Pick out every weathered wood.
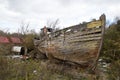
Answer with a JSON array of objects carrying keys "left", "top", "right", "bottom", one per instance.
[{"left": 34, "top": 14, "right": 106, "bottom": 70}]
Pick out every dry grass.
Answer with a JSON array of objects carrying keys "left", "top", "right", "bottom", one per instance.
[
  {"left": 1, "top": 55, "right": 98, "bottom": 80},
  {"left": 0, "top": 57, "right": 72, "bottom": 80}
]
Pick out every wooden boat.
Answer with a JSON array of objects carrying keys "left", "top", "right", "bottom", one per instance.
[{"left": 34, "top": 14, "right": 106, "bottom": 70}]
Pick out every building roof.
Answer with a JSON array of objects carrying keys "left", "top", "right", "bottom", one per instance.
[
  {"left": 10, "top": 37, "right": 22, "bottom": 44},
  {"left": 0, "top": 36, "right": 10, "bottom": 43},
  {"left": 0, "top": 36, "right": 23, "bottom": 44}
]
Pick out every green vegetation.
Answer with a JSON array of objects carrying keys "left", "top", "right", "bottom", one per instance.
[
  {"left": 23, "top": 33, "right": 36, "bottom": 52},
  {"left": 102, "top": 20, "right": 120, "bottom": 62},
  {"left": 0, "top": 58, "right": 77, "bottom": 80},
  {"left": 101, "top": 20, "right": 120, "bottom": 80}
]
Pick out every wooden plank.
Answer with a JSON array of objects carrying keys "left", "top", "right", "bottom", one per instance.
[
  {"left": 87, "top": 20, "right": 102, "bottom": 28},
  {"left": 68, "top": 34, "right": 101, "bottom": 40},
  {"left": 69, "top": 37, "right": 101, "bottom": 42}
]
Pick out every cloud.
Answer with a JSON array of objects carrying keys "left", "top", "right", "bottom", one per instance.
[{"left": 0, "top": 0, "right": 120, "bottom": 32}]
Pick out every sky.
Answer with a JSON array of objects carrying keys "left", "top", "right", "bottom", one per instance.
[{"left": 0, "top": 0, "right": 120, "bottom": 33}]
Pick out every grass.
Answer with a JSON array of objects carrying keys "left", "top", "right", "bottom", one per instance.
[
  {"left": 0, "top": 57, "right": 72, "bottom": 80},
  {"left": 1, "top": 48, "right": 119, "bottom": 80},
  {"left": 1, "top": 55, "right": 97, "bottom": 80}
]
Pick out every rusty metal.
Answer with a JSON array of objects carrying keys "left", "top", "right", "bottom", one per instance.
[{"left": 34, "top": 14, "right": 106, "bottom": 70}]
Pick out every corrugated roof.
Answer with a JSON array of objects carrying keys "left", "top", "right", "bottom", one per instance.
[
  {"left": 0, "top": 36, "right": 23, "bottom": 44},
  {"left": 10, "top": 37, "right": 22, "bottom": 44},
  {"left": 0, "top": 36, "right": 10, "bottom": 43}
]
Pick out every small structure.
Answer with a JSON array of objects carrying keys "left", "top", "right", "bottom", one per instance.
[
  {"left": 0, "top": 36, "right": 11, "bottom": 55},
  {"left": 0, "top": 36, "right": 25, "bottom": 55},
  {"left": 10, "top": 37, "right": 26, "bottom": 55}
]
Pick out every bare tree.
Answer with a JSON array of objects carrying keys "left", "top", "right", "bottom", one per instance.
[
  {"left": 19, "top": 21, "right": 30, "bottom": 36},
  {"left": 0, "top": 28, "right": 9, "bottom": 36},
  {"left": 46, "top": 19, "right": 60, "bottom": 31}
]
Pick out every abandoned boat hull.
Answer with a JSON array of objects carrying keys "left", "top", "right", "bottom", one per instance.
[{"left": 35, "top": 14, "right": 106, "bottom": 69}]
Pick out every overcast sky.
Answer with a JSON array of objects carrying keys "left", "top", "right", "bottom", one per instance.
[{"left": 0, "top": 0, "right": 120, "bottom": 33}]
